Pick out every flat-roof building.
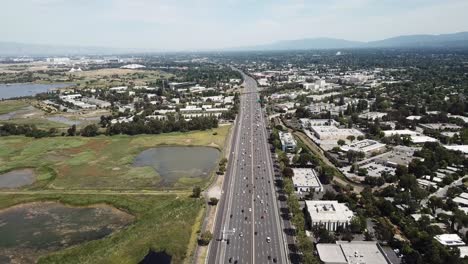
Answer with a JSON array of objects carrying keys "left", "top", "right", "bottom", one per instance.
[
  {"left": 358, "top": 112, "right": 387, "bottom": 120},
  {"left": 435, "top": 234, "right": 466, "bottom": 247},
  {"left": 311, "top": 126, "right": 364, "bottom": 141},
  {"left": 317, "top": 241, "right": 391, "bottom": 264},
  {"left": 300, "top": 118, "right": 339, "bottom": 129},
  {"left": 292, "top": 168, "right": 323, "bottom": 196},
  {"left": 279, "top": 131, "right": 297, "bottom": 152},
  {"left": 305, "top": 200, "right": 354, "bottom": 231},
  {"left": 341, "top": 139, "right": 386, "bottom": 155}
]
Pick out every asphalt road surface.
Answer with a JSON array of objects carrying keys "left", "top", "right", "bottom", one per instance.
[{"left": 208, "top": 71, "right": 288, "bottom": 264}]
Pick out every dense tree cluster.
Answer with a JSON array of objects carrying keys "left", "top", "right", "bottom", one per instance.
[{"left": 105, "top": 115, "right": 218, "bottom": 135}]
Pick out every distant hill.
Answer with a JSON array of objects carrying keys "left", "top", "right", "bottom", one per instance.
[
  {"left": 366, "top": 32, "right": 468, "bottom": 48},
  {"left": 232, "top": 32, "right": 468, "bottom": 51},
  {"left": 235, "top": 38, "right": 363, "bottom": 51},
  {"left": 2, "top": 31, "right": 468, "bottom": 56}
]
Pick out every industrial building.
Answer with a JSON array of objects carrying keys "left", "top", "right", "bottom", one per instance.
[{"left": 305, "top": 200, "right": 354, "bottom": 231}]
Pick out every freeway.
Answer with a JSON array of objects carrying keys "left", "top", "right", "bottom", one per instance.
[{"left": 208, "top": 71, "right": 288, "bottom": 264}]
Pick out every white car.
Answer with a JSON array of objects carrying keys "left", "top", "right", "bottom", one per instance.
[
  {"left": 248, "top": 208, "right": 252, "bottom": 212},
  {"left": 266, "top": 237, "right": 271, "bottom": 243}
]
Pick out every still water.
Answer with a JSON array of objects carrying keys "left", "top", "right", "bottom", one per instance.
[
  {"left": 0, "top": 202, "right": 133, "bottom": 263},
  {"left": 133, "top": 146, "right": 220, "bottom": 186},
  {"left": 0, "top": 83, "right": 74, "bottom": 99}
]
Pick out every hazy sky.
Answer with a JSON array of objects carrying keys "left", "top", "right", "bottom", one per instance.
[{"left": 2, "top": 0, "right": 468, "bottom": 51}]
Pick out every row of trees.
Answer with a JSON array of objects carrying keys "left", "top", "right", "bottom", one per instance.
[{"left": 105, "top": 116, "right": 218, "bottom": 135}]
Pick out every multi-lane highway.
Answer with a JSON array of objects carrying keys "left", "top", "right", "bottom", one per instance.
[{"left": 208, "top": 70, "right": 288, "bottom": 264}]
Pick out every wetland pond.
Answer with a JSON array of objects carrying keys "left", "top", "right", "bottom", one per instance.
[
  {"left": 0, "top": 83, "right": 74, "bottom": 99},
  {"left": 0, "top": 202, "right": 134, "bottom": 263},
  {"left": 133, "top": 146, "right": 220, "bottom": 186},
  {"left": 0, "top": 169, "right": 36, "bottom": 188}
]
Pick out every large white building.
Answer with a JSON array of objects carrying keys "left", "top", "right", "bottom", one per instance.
[
  {"left": 383, "top": 129, "right": 438, "bottom": 144},
  {"left": 292, "top": 168, "right": 323, "bottom": 196},
  {"left": 279, "top": 131, "right": 297, "bottom": 152},
  {"left": 341, "top": 139, "right": 386, "bottom": 155},
  {"left": 317, "top": 241, "right": 391, "bottom": 264},
  {"left": 434, "top": 234, "right": 466, "bottom": 247},
  {"left": 300, "top": 118, "right": 339, "bottom": 129},
  {"left": 311, "top": 126, "right": 364, "bottom": 141},
  {"left": 305, "top": 200, "right": 354, "bottom": 231}
]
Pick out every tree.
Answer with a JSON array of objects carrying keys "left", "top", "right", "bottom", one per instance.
[
  {"left": 350, "top": 217, "right": 364, "bottom": 233},
  {"left": 81, "top": 124, "right": 99, "bottom": 137},
  {"left": 198, "top": 231, "right": 213, "bottom": 246},
  {"left": 346, "top": 135, "right": 356, "bottom": 142},
  {"left": 297, "top": 152, "right": 316, "bottom": 166},
  {"left": 428, "top": 196, "right": 444, "bottom": 215},
  {"left": 67, "top": 124, "right": 77, "bottom": 136},
  {"left": 346, "top": 150, "right": 365, "bottom": 163},
  {"left": 337, "top": 139, "right": 346, "bottom": 146},
  {"left": 209, "top": 197, "right": 219, "bottom": 205},
  {"left": 192, "top": 186, "right": 202, "bottom": 198},
  {"left": 283, "top": 167, "right": 294, "bottom": 178}
]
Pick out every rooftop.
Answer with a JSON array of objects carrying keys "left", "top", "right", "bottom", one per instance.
[
  {"left": 305, "top": 200, "right": 354, "bottom": 223},
  {"left": 279, "top": 131, "right": 296, "bottom": 145},
  {"left": 434, "top": 234, "right": 466, "bottom": 246},
  {"left": 292, "top": 168, "right": 322, "bottom": 188},
  {"left": 317, "top": 241, "right": 390, "bottom": 264},
  {"left": 341, "top": 139, "right": 386, "bottom": 153}
]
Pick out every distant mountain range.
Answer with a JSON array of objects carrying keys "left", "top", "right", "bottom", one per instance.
[
  {"left": 1, "top": 32, "right": 468, "bottom": 56},
  {"left": 232, "top": 32, "right": 468, "bottom": 51}
]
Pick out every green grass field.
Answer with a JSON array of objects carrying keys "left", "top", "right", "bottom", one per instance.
[
  {"left": 0, "top": 193, "right": 203, "bottom": 264},
  {"left": 0, "top": 117, "right": 69, "bottom": 129},
  {"left": 0, "top": 125, "right": 230, "bottom": 190},
  {"left": 0, "top": 100, "right": 29, "bottom": 115}
]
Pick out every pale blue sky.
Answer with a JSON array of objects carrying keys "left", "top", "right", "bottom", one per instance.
[{"left": 2, "top": 0, "right": 468, "bottom": 51}]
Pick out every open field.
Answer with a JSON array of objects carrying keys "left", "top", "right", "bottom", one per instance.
[
  {"left": 0, "top": 62, "right": 172, "bottom": 86},
  {"left": 0, "top": 116, "right": 69, "bottom": 129},
  {"left": 0, "top": 100, "right": 111, "bottom": 130},
  {"left": 0, "top": 125, "right": 230, "bottom": 190},
  {"left": 0, "top": 193, "right": 203, "bottom": 264},
  {"left": 0, "top": 100, "right": 29, "bottom": 115},
  {"left": 70, "top": 69, "right": 174, "bottom": 88}
]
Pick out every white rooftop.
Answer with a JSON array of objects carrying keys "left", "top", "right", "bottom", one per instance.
[
  {"left": 444, "top": 145, "right": 468, "bottom": 154},
  {"left": 317, "top": 241, "right": 390, "bottom": 264},
  {"left": 435, "top": 234, "right": 466, "bottom": 246},
  {"left": 292, "top": 168, "right": 322, "bottom": 189},
  {"left": 383, "top": 129, "right": 419, "bottom": 136},
  {"left": 341, "top": 139, "right": 385, "bottom": 153},
  {"left": 305, "top": 200, "right": 354, "bottom": 223}
]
